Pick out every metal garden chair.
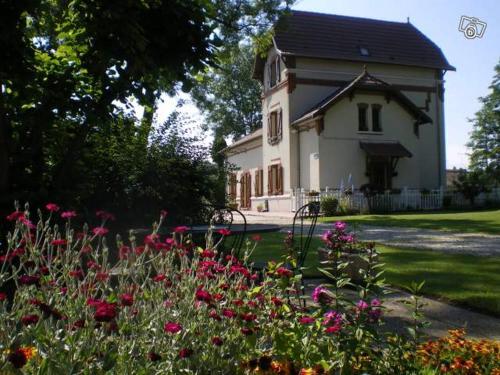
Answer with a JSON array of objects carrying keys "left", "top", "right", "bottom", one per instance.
[{"left": 209, "top": 206, "right": 247, "bottom": 259}]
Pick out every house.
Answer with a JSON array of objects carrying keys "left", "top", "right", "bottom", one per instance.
[{"left": 224, "top": 10, "right": 454, "bottom": 212}]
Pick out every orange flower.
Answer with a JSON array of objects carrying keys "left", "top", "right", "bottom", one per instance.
[{"left": 19, "top": 346, "right": 36, "bottom": 361}]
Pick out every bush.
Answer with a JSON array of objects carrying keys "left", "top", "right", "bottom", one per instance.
[
  {"left": 442, "top": 194, "right": 453, "bottom": 208},
  {"left": 320, "top": 196, "right": 339, "bottom": 216}
]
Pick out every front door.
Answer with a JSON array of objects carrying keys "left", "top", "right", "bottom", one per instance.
[
  {"left": 240, "top": 172, "right": 252, "bottom": 209},
  {"left": 368, "top": 158, "right": 392, "bottom": 190}
]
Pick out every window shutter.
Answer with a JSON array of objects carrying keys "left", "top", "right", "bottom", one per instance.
[
  {"left": 260, "top": 169, "right": 264, "bottom": 196},
  {"left": 267, "top": 113, "right": 271, "bottom": 140},
  {"left": 267, "top": 166, "right": 272, "bottom": 195},
  {"left": 277, "top": 165, "right": 283, "bottom": 195},
  {"left": 276, "top": 58, "right": 281, "bottom": 83},
  {"left": 278, "top": 109, "right": 283, "bottom": 141},
  {"left": 254, "top": 170, "right": 259, "bottom": 196}
]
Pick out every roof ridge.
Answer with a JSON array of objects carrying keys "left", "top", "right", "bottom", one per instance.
[{"left": 289, "top": 9, "right": 410, "bottom": 26}]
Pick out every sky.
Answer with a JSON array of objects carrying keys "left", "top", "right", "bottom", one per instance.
[{"left": 156, "top": 0, "right": 500, "bottom": 169}]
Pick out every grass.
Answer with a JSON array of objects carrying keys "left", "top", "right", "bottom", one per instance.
[
  {"left": 248, "top": 232, "right": 500, "bottom": 316},
  {"left": 319, "top": 209, "right": 500, "bottom": 235}
]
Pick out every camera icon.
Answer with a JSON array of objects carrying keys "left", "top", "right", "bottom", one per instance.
[{"left": 459, "top": 16, "right": 487, "bottom": 39}]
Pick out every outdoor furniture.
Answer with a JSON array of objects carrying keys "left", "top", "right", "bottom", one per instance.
[
  {"left": 292, "top": 201, "right": 321, "bottom": 273},
  {"left": 207, "top": 206, "right": 247, "bottom": 259}
]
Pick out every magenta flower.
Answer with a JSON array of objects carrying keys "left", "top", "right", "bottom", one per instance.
[
  {"left": 120, "top": 293, "right": 134, "bottom": 306},
  {"left": 6, "top": 211, "right": 25, "bottom": 221},
  {"left": 299, "top": 316, "right": 315, "bottom": 325},
  {"left": 164, "top": 321, "right": 182, "bottom": 334},
  {"left": 312, "top": 285, "right": 333, "bottom": 304},
  {"left": 92, "top": 227, "right": 109, "bottom": 236},
  {"left": 21, "top": 314, "right": 39, "bottom": 326},
  {"left": 334, "top": 221, "right": 347, "bottom": 231},
  {"left": 217, "top": 228, "right": 231, "bottom": 236},
  {"left": 45, "top": 203, "right": 60, "bottom": 212},
  {"left": 93, "top": 301, "right": 117, "bottom": 322},
  {"left": 61, "top": 211, "right": 77, "bottom": 219},
  {"left": 211, "top": 336, "right": 223, "bottom": 346},
  {"left": 195, "top": 288, "right": 212, "bottom": 303},
  {"left": 356, "top": 300, "right": 369, "bottom": 311},
  {"left": 95, "top": 210, "right": 115, "bottom": 221},
  {"left": 174, "top": 226, "right": 189, "bottom": 234},
  {"left": 160, "top": 210, "right": 168, "bottom": 218}
]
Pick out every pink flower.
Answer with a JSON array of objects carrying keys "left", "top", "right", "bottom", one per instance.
[
  {"left": 119, "top": 246, "right": 131, "bottom": 259},
  {"left": 174, "top": 226, "right": 189, "bottom": 234},
  {"left": 92, "top": 227, "right": 109, "bottom": 236},
  {"left": 6, "top": 211, "right": 25, "bottom": 221},
  {"left": 334, "top": 221, "right": 347, "bottom": 231},
  {"left": 95, "top": 272, "right": 109, "bottom": 281},
  {"left": 61, "top": 211, "right": 77, "bottom": 219},
  {"left": 200, "top": 249, "right": 215, "bottom": 258},
  {"left": 152, "top": 274, "right": 166, "bottom": 282},
  {"left": 195, "top": 288, "right": 212, "bottom": 303},
  {"left": 95, "top": 210, "right": 115, "bottom": 221},
  {"left": 209, "top": 309, "right": 221, "bottom": 321},
  {"left": 69, "top": 269, "right": 84, "bottom": 279},
  {"left": 21, "top": 314, "right": 39, "bottom": 326},
  {"left": 18, "top": 275, "right": 39, "bottom": 286},
  {"left": 160, "top": 210, "right": 168, "bottom": 218},
  {"left": 325, "top": 325, "right": 341, "bottom": 334},
  {"left": 217, "top": 228, "right": 231, "bottom": 236},
  {"left": 211, "top": 336, "right": 223, "bottom": 346},
  {"left": 356, "top": 300, "right": 369, "bottom": 311},
  {"left": 120, "top": 293, "right": 134, "bottom": 306},
  {"left": 164, "top": 321, "right": 182, "bottom": 334},
  {"left": 299, "top": 316, "right": 315, "bottom": 325},
  {"left": 321, "top": 230, "right": 332, "bottom": 243},
  {"left": 51, "top": 239, "right": 67, "bottom": 246},
  {"left": 312, "top": 286, "right": 333, "bottom": 305},
  {"left": 45, "top": 203, "right": 60, "bottom": 212}
]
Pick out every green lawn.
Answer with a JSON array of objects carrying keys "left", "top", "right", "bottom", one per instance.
[
  {"left": 248, "top": 232, "right": 500, "bottom": 316},
  {"left": 319, "top": 209, "right": 500, "bottom": 235}
]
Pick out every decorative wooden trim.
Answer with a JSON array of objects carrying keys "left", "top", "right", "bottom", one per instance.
[
  {"left": 315, "top": 117, "right": 324, "bottom": 135},
  {"left": 294, "top": 77, "right": 436, "bottom": 93},
  {"left": 261, "top": 79, "right": 288, "bottom": 99},
  {"left": 287, "top": 72, "right": 296, "bottom": 94}
]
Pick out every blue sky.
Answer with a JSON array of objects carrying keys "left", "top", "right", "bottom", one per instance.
[{"left": 156, "top": 0, "right": 500, "bottom": 169}]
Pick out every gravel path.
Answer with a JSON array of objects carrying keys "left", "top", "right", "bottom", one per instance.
[{"left": 317, "top": 224, "right": 500, "bottom": 256}]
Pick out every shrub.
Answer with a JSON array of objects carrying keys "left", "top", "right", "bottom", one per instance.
[
  {"left": 320, "top": 196, "right": 339, "bottom": 216},
  {"left": 442, "top": 194, "right": 453, "bottom": 208}
]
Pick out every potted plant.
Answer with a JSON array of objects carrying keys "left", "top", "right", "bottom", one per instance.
[{"left": 256, "top": 204, "right": 264, "bottom": 212}]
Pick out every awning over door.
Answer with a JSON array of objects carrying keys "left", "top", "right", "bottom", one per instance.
[{"left": 360, "top": 141, "right": 412, "bottom": 158}]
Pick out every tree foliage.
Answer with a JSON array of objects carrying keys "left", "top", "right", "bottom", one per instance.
[
  {"left": 467, "top": 60, "right": 500, "bottom": 184},
  {"left": 453, "top": 169, "right": 488, "bottom": 205},
  {"left": 0, "top": 0, "right": 292, "bottom": 223}
]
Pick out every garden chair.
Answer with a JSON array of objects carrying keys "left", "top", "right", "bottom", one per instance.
[
  {"left": 291, "top": 201, "right": 321, "bottom": 274},
  {"left": 209, "top": 206, "right": 247, "bottom": 259}
]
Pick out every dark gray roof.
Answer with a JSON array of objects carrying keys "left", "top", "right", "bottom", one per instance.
[
  {"left": 360, "top": 141, "right": 413, "bottom": 158},
  {"left": 274, "top": 10, "right": 454, "bottom": 71}
]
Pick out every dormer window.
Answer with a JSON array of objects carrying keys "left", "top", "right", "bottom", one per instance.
[
  {"left": 268, "top": 57, "right": 281, "bottom": 88},
  {"left": 359, "top": 46, "right": 370, "bottom": 56}
]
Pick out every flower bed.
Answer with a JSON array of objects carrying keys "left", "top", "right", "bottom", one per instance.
[{"left": 0, "top": 203, "right": 498, "bottom": 374}]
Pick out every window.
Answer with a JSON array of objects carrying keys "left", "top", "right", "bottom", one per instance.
[
  {"left": 358, "top": 103, "right": 368, "bottom": 131},
  {"left": 359, "top": 46, "right": 370, "bottom": 56},
  {"left": 255, "top": 169, "right": 264, "bottom": 197},
  {"left": 372, "top": 104, "right": 382, "bottom": 132},
  {"left": 228, "top": 173, "right": 237, "bottom": 200},
  {"left": 267, "top": 164, "right": 283, "bottom": 195},
  {"left": 268, "top": 57, "right": 281, "bottom": 88},
  {"left": 267, "top": 109, "right": 282, "bottom": 145}
]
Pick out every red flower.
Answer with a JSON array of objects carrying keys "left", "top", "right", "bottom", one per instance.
[
  {"left": 0, "top": 292, "right": 7, "bottom": 301},
  {"left": 51, "top": 239, "right": 67, "bottom": 246},
  {"left": 251, "top": 234, "right": 262, "bottom": 242},
  {"left": 241, "top": 327, "right": 253, "bottom": 336},
  {"left": 148, "top": 351, "right": 162, "bottom": 361},
  {"left": 240, "top": 312, "right": 257, "bottom": 322},
  {"left": 144, "top": 234, "right": 159, "bottom": 245},
  {"left": 95, "top": 272, "right": 109, "bottom": 282},
  {"left": 120, "top": 293, "right": 134, "bottom": 306},
  {"left": 271, "top": 297, "right": 283, "bottom": 306},
  {"left": 174, "top": 226, "right": 189, "bottom": 234},
  {"left": 222, "top": 308, "right": 237, "bottom": 319},
  {"left": 209, "top": 309, "right": 221, "bottom": 321},
  {"left": 7, "top": 348, "right": 28, "bottom": 369},
  {"left": 69, "top": 269, "right": 84, "bottom": 279},
  {"left": 92, "top": 227, "right": 109, "bottom": 236},
  {"left": 299, "top": 316, "right": 315, "bottom": 325},
  {"left": 93, "top": 301, "right": 117, "bottom": 322},
  {"left": 164, "top": 321, "right": 182, "bottom": 334},
  {"left": 21, "top": 314, "right": 39, "bottom": 326},
  {"left": 119, "top": 246, "right": 131, "bottom": 259},
  {"left": 61, "top": 211, "right": 77, "bottom": 219},
  {"left": 217, "top": 228, "right": 231, "bottom": 236},
  {"left": 160, "top": 210, "right": 168, "bottom": 218},
  {"left": 45, "top": 203, "right": 60, "bottom": 212},
  {"left": 6, "top": 211, "right": 25, "bottom": 221},
  {"left": 200, "top": 249, "right": 216, "bottom": 258},
  {"left": 325, "top": 325, "right": 341, "bottom": 334},
  {"left": 18, "top": 275, "right": 39, "bottom": 286},
  {"left": 195, "top": 288, "right": 212, "bottom": 303},
  {"left": 178, "top": 348, "right": 193, "bottom": 358},
  {"left": 153, "top": 274, "right": 166, "bottom": 282},
  {"left": 276, "top": 267, "right": 293, "bottom": 278},
  {"left": 211, "top": 336, "right": 223, "bottom": 346}
]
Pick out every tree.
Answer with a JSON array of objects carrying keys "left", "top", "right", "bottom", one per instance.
[
  {"left": 191, "top": 43, "right": 263, "bottom": 138},
  {"left": 467, "top": 60, "right": 500, "bottom": 184},
  {"left": 453, "top": 169, "right": 488, "bottom": 206},
  {"left": 0, "top": 0, "right": 293, "bottom": 215}
]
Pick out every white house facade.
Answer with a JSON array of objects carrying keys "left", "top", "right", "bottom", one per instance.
[{"left": 224, "top": 10, "right": 454, "bottom": 212}]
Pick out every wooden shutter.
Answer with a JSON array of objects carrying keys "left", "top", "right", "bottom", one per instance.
[
  {"left": 259, "top": 169, "right": 263, "bottom": 196},
  {"left": 267, "top": 166, "right": 272, "bottom": 195},
  {"left": 276, "top": 58, "right": 281, "bottom": 83},
  {"left": 277, "top": 109, "right": 283, "bottom": 141},
  {"left": 277, "top": 165, "right": 283, "bottom": 195}
]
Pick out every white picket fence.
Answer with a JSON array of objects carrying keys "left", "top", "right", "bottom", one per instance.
[{"left": 291, "top": 187, "right": 500, "bottom": 213}]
